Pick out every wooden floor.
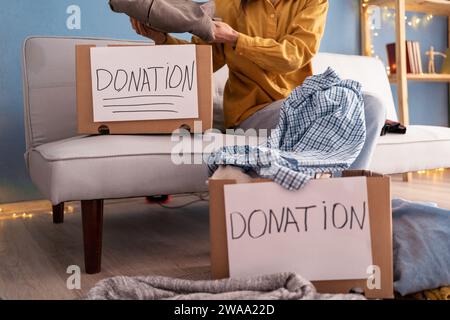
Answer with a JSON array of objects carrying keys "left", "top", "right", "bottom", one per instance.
[
  {"left": 0, "top": 170, "right": 449, "bottom": 300},
  {"left": 390, "top": 170, "right": 450, "bottom": 209}
]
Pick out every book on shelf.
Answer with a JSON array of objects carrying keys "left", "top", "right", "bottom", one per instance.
[
  {"left": 407, "top": 41, "right": 416, "bottom": 73},
  {"left": 415, "top": 42, "right": 423, "bottom": 74},
  {"left": 386, "top": 41, "right": 423, "bottom": 74}
]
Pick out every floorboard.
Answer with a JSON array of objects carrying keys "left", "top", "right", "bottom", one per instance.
[{"left": 0, "top": 171, "right": 448, "bottom": 299}]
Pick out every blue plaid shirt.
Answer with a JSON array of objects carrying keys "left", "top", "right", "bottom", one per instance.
[{"left": 208, "top": 68, "right": 366, "bottom": 190}]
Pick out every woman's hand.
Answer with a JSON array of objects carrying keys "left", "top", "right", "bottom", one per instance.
[
  {"left": 130, "top": 18, "right": 166, "bottom": 44},
  {"left": 213, "top": 21, "right": 239, "bottom": 45}
]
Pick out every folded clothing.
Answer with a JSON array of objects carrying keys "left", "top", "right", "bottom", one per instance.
[
  {"left": 208, "top": 68, "right": 366, "bottom": 190},
  {"left": 109, "top": 0, "right": 216, "bottom": 42},
  {"left": 393, "top": 199, "right": 450, "bottom": 296}
]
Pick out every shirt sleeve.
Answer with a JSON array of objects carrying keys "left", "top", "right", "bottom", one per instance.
[
  {"left": 165, "top": 34, "right": 226, "bottom": 73},
  {"left": 234, "top": 0, "right": 328, "bottom": 74}
]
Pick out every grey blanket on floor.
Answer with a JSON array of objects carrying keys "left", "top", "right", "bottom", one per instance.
[
  {"left": 393, "top": 199, "right": 450, "bottom": 295},
  {"left": 86, "top": 273, "right": 365, "bottom": 300}
]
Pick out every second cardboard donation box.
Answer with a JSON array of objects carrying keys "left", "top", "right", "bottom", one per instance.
[{"left": 209, "top": 171, "right": 394, "bottom": 299}]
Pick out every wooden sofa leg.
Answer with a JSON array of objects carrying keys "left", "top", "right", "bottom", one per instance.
[
  {"left": 81, "top": 200, "right": 104, "bottom": 274},
  {"left": 52, "top": 203, "right": 64, "bottom": 224},
  {"left": 402, "top": 172, "right": 412, "bottom": 182}
]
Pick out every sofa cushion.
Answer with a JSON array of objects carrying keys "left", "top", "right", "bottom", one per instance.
[
  {"left": 29, "top": 125, "right": 450, "bottom": 204},
  {"left": 370, "top": 125, "right": 450, "bottom": 174},
  {"left": 28, "top": 133, "right": 261, "bottom": 204}
]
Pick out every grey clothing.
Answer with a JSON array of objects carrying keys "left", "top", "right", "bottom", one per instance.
[
  {"left": 86, "top": 272, "right": 365, "bottom": 300},
  {"left": 109, "top": 0, "right": 216, "bottom": 42},
  {"left": 237, "top": 92, "right": 386, "bottom": 170},
  {"left": 393, "top": 199, "right": 450, "bottom": 296}
]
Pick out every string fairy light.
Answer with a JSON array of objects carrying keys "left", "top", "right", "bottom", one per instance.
[
  {"left": 0, "top": 203, "right": 78, "bottom": 221},
  {"left": 363, "top": 2, "right": 434, "bottom": 58}
]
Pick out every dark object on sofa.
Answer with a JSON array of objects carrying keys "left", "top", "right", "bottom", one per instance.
[
  {"left": 109, "top": 0, "right": 216, "bottom": 42},
  {"left": 380, "top": 119, "right": 407, "bottom": 136}
]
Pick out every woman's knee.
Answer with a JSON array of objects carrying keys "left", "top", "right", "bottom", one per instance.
[{"left": 363, "top": 92, "right": 386, "bottom": 128}]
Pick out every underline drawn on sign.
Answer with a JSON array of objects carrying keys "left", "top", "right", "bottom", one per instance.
[
  {"left": 103, "top": 103, "right": 176, "bottom": 108},
  {"left": 112, "top": 110, "right": 179, "bottom": 114},
  {"left": 90, "top": 45, "right": 199, "bottom": 122},
  {"left": 103, "top": 94, "right": 184, "bottom": 101}
]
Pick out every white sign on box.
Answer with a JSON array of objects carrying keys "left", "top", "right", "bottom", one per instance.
[
  {"left": 224, "top": 177, "right": 373, "bottom": 281},
  {"left": 90, "top": 45, "right": 199, "bottom": 122}
]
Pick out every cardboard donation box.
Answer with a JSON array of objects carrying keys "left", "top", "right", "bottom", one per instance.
[
  {"left": 209, "top": 171, "right": 394, "bottom": 299},
  {"left": 76, "top": 44, "right": 213, "bottom": 134}
]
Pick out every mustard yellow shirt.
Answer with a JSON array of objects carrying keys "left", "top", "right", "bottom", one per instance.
[{"left": 165, "top": 0, "right": 328, "bottom": 128}]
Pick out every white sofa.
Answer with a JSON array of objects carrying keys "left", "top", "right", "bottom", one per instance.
[{"left": 22, "top": 37, "right": 450, "bottom": 273}]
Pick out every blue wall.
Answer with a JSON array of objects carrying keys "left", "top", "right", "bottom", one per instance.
[
  {"left": 0, "top": 0, "right": 448, "bottom": 203},
  {"left": 322, "top": 0, "right": 362, "bottom": 54}
]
